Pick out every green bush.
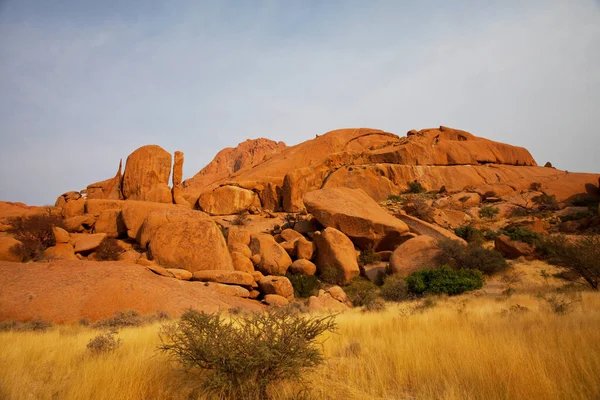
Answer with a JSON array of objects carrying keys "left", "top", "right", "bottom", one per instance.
[
  {"left": 387, "top": 194, "right": 402, "bottom": 202},
  {"left": 559, "top": 211, "right": 593, "bottom": 223},
  {"left": 406, "top": 266, "right": 484, "bottom": 296},
  {"left": 319, "top": 264, "right": 345, "bottom": 286},
  {"left": 500, "top": 226, "right": 541, "bottom": 245},
  {"left": 358, "top": 248, "right": 381, "bottom": 266},
  {"left": 380, "top": 275, "right": 410, "bottom": 302},
  {"left": 437, "top": 239, "right": 508, "bottom": 275},
  {"left": 454, "top": 226, "right": 484, "bottom": 244},
  {"left": 478, "top": 206, "right": 499, "bottom": 219},
  {"left": 158, "top": 309, "right": 336, "bottom": 399},
  {"left": 538, "top": 234, "right": 600, "bottom": 290},
  {"left": 286, "top": 273, "right": 320, "bottom": 298},
  {"left": 343, "top": 277, "right": 379, "bottom": 307},
  {"left": 405, "top": 180, "right": 426, "bottom": 194},
  {"left": 531, "top": 194, "right": 559, "bottom": 211}
]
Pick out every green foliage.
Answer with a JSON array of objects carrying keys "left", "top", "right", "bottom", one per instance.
[
  {"left": 437, "top": 239, "right": 508, "bottom": 275},
  {"left": 405, "top": 180, "right": 426, "bottom": 194},
  {"left": 454, "top": 226, "right": 484, "bottom": 244},
  {"left": 538, "top": 234, "right": 600, "bottom": 290},
  {"left": 478, "top": 206, "right": 500, "bottom": 219},
  {"left": 531, "top": 194, "right": 559, "bottom": 211},
  {"left": 406, "top": 266, "right": 484, "bottom": 296},
  {"left": 500, "top": 226, "right": 541, "bottom": 245},
  {"left": 96, "top": 237, "right": 125, "bottom": 261},
  {"left": 286, "top": 273, "right": 320, "bottom": 298},
  {"left": 358, "top": 248, "right": 381, "bottom": 266},
  {"left": 319, "top": 264, "right": 344, "bottom": 286},
  {"left": 387, "top": 194, "right": 403, "bottom": 202},
  {"left": 380, "top": 275, "right": 410, "bottom": 302},
  {"left": 343, "top": 277, "right": 379, "bottom": 307},
  {"left": 559, "top": 211, "right": 594, "bottom": 223},
  {"left": 482, "top": 229, "right": 500, "bottom": 241},
  {"left": 529, "top": 182, "right": 542, "bottom": 191},
  {"left": 570, "top": 194, "right": 600, "bottom": 209},
  {"left": 158, "top": 308, "right": 336, "bottom": 399},
  {"left": 8, "top": 214, "right": 65, "bottom": 261}
]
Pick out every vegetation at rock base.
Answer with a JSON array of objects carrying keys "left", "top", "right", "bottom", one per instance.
[
  {"left": 95, "top": 237, "right": 125, "bottom": 261},
  {"left": 380, "top": 274, "right": 410, "bottom": 302},
  {"left": 500, "top": 226, "right": 541, "bottom": 245},
  {"left": 531, "top": 193, "right": 559, "bottom": 211},
  {"left": 478, "top": 205, "right": 499, "bottom": 219},
  {"left": 8, "top": 214, "right": 65, "bottom": 261},
  {"left": 158, "top": 308, "right": 336, "bottom": 399},
  {"left": 406, "top": 266, "right": 484, "bottom": 296},
  {"left": 358, "top": 248, "right": 380, "bottom": 266},
  {"left": 405, "top": 180, "right": 426, "bottom": 194},
  {"left": 286, "top": 273, "right": 321, "bottom": 298},
  {"left": 436, "top": 239, "right": 508, "bottom": 276},
  {"left": 343, "top": 277, "right": 379, "bottom": 308}
]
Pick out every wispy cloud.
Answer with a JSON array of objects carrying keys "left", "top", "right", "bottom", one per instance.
[{"left": 0, "top": 0, "right": 598, "bottom": 204}]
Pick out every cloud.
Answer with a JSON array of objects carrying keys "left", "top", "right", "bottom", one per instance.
[{"left": 0, "top": 0, "right": 598, "bottom": 204}]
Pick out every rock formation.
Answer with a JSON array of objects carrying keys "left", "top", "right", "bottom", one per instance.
[{"left": 122, "top": 145, "right": 172, "bottom": 203}]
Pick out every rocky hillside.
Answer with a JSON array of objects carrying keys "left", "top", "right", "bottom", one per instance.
[{"left": 1, "top": 125, "right": 599, "bottom": 322}]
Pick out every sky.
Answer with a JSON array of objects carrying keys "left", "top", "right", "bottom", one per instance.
[{"left": 0, "top": 0, "right": 599, "bottom": 205}]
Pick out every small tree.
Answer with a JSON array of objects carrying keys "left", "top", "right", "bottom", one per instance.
[
  {"left": 478, "top": 206, "right": 499, "bottom": 220},
  {"left": 158, "top": 309, "right": 336, "bottom": 399},
  {"left": 405, "top": 180, "right": 426, "bottom": 194},
  {"left": 406, "top": 266, "right": 484, "bottom": 296},
  {"left": 8, "top": 214, "right": 65, "bottom": 261},
  {"left": 531, "top": 194, "right": 559, "bottom": 211},
  {"left": 538, "top": 234, "right": 600, "bottom": 290},
  {"left": 96, "top": 237, "right": 125, "bottom": 261}
]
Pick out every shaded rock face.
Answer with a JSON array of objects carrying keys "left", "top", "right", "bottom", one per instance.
[
  {"left": 304, "top": 187, "right": 409, "bottom": 250},
  {"left": 122, "top": 145, "right": 172, "bottom": 203},
  {"left": 86, "top": 160, "right": 123, "bottom": 200},
  {"left": 313, "top": 227, "right": 360, "bottom": 285},
  {"left": 172, "top": 151, "right": 184, "bottom": 187}
]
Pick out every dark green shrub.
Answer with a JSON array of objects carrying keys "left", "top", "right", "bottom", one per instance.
[
  {"left": 406, "top": 266, "right": 484, "bottom": 296},
  {"left": 358, "top": 248, "right": 381, "bottom": 266},
  {"left": 405, "top": 180, "right": 426, "bottom": 194},
  {"left": 570, "top": 194, "right": 600, "bottom": 208},
  {"left": 363, "top": 298, "right": 386, "bottom": 312},
  {"left": 478, "top": 206, "right": 499, "bottom": 219},
  {"left": 343, "top": 277, "right": 378, "bottom": 307},
  {"left": 8, "top": 214, "right": 65, "bottom": 261},
  {"left": 454, "top": 226, "right": 484, "bottom": 244},
  {"left": 530, "top": 182, "right": 542, "bottom": 191},
  {"left": 158, "top": 308, "right": 336, "bottom": 399},
  {"left": 387, "top": 194, "right": 402, "bottom": 202},
  {"left": 437, "top": 239, "right": 507, "bottom": 275},
  {"left": 380, "top": 275, "right": 409, "bottom": 302},
  {"left": 532, "top": 194, "right": 559, "bottom": 211},
  {"left": 559, "top": 211, "right": 593, "bottom": 223},
  {"left": 286, "top": 273, "right": 320, "bottom": 298},
  {"left": 319, "top": 264, "right": 344, "bottom": 286},
  {"left": 538, "top": 234, "right": 600, "bottom": 290},
  {"left": 96, "top": 237, "right": 125, "bottom": 261},
  {"left": 500, "top": 226, "right": 541, "bottom": 245},
  {"left": 482, "top": 229, "right": 500, "bottom": 241}
]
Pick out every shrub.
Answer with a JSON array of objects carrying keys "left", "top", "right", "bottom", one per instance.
[
  {"left": 96, "top": 237, "right": 125, "bottom": 261},
  {"left": 158, "top": 308, "right": 336, "bottom": 399},
  {"left": 343, "top": 277, "right": 379, "bottom": 307},
  {"left": 404, "top": 197, "right": 435, "bottom": 222},
  {"left": 537, "top": 292, "right": 580, "bottom": 314},
  {"left": 406, "top": 266, "right": 484, "bottom": 296},
  {"left": 570, "top": 194, "right": 600, "bottom": 208},
  {"left": 531, "top": 194, "right": 559, "bottom": 211},
  {"left": 87, "top": 329, "right": 122, "bottom": 354},
  {"left": 286, "top": 273, "right": 320, "bottom": 298},
  {"left": 538, "top": 234, "right": 600, "bottom": 290},
  {"left": 358, "top": 248, "right": 381, "bottom": 266},
  {"left": 559, "top": 211, "right": 593, "bottom": 223},
  {"left": 92, "top": 310, "right": 143, "bottom": 329},
  {"left": 478, "top": 206, "right": 499, "bottom": 219},
  {"left": 0, "top": 319, "right": 52, "bottom": 332},
  {"left": 482, "top": 229, "right": 500, "bottom": 241},
  {"left": 405, "top": 180, "right": 426, "bottom": 194},
  {"left": 380, "top": 275, "right": 410, "bottom": 302},
  {"left": 319, "top": 264, "right": 344, "bottom": 286},
  {"left": 530, "top": 182, "right": 542, "bottom": 191},
  {"left": 454, "top": 226, "right": 484, "bottom": 244},
  {"left": 231, "top": 211, "right": 250, "bottom": 226},
  {"left": 363, "top": 297, "right": 386, "bottom": 312},
  {"left": 387, "top": 194, "right": 402, "bottom": 202},
  {"left": 436, "top": 239, "right": 508, "bottom": 276},
  {"left": 500, "top": 226, "right": 541, "bottom": 245},
  {"left": 8, "top": 214, "right": 65, "bottom": 261}
]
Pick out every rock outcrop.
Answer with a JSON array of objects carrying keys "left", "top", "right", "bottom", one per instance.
[
  {"left": 122, "top": 145, "right": 172, "bottom": 203},
  {"left": 313, "top": 227, "right": 360, "bottom": 284},
  {"left": 389, "top": 236, "right": 441, "bottom": 277}
]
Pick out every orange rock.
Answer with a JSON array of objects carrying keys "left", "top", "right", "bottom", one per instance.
[
  {"left": 229, "top": 243, "right": 252, "bottom": 258},
  {"left": 289, "top": 259, "right": 317, "bottom": 275},
  {"left": 307, "top": 292, "right": 349, "bottom": 312},
  {"left": 304, "top": 187, "right": 409, "bottom": 250},
  {"left": 249, "top": 233, "right": 292, "bottom": 275},
  {"left": 64, "top": 214, "right": 96, "bottom": 232},
  {"left": 198, "top": 185, "right": 258, "bottom": 215},
  {"left": 94, "top": 209, "right": 126, "bottom": 237},
  {"left": 258, "top": 276, "right": 294, "bottom": 300},
  {"left": 313, "top": 228, "right": 360, "bottom": 285},
  {"left": 295, "top": 237, "right": 315, "bottom": 260},
  {"left": 231, "top": 251, "right": 254, "bottom": 273},
  {"left": 52, "top": 227, "right": 70, "bottom": 244},
  {"left": 263, "top": 294, "right": 289, "bottom": 307},
  {"left": 172, "top": 151, "right": 184, "bottom": 187},
  {"left": 166, "top": 268, "right": 193, "bottom": 281},
  {"left": 86, "top": 160, "right": 123, "bottom": 200},
  {"left": 396, "top": 214, "right": 466, "bottom": 244},
  {"left": 192, "top": 270, "right": 255, "bottom": 286},
  {"left": 121, "top": 200, "right": 180, "bottom": 240},
  {"left": 85, "top": 199, "right": 125, "bottom": 214},
  {"left": 44, "top": 243, "right": 77, "bottom": 261},
  {"left": 389, "top": 236, "right": 441, "bottom": 277},
  {"left": 227, "top": 227, "right": 251, "bottom": 247},
  {"left": 72, "top": 233, "right": 107, "bottom": 253},
  {"left": 280, "top": 229, "right": 304, "bottom": 242},
  {"left": 61, "top": 198, "right": 86, "bottom": 219},
  {"left": 326, "top": 286, "right": 351, "bottom": 306},
  {"left": 122, "top": 145, "right": 172, "bottom": 203},
  {"left": 0, "top": 236, "right": 23, "bottom": 262},
  {"left": 494, "top": 235, "right": 534, "bottom": 259}
]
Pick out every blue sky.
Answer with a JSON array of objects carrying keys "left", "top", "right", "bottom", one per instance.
[{"left": 0, "top": 0, "right": 599, "bottom": 205}]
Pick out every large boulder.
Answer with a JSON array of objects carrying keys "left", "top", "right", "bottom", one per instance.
[
  {"left": 85, "top": 160, "right": 123, "bottom": 200},
  {"left": 396, "top": 214, "right": 467, "bottom": 244},
  {"left": 139, "top": 208, "right": 233, "bottom": 272},
  {"left": 94, "top": 209, "right": 126, "bottom": 237},
  {"left": 71, "top": 233, "right": 106, "bottom": 253},
  {"left": 313, "top": 227, "right": 360, "bottom": 285},
  {"left": 44, "top": 243, "right": 77, "bottom": 261},
  {"left": 307, "top": 291, "right": 350, "bottom": 312},
  {"left": 231, "top": 251, "right": 254, "bottom": 273},
  {"left": 198, "top": 185, "right": 259, "bottom": 215},
  {"left": 494, "top": 235, "right": 535, "bottom": 259},
  {"left": 122, "top": 145, "right": 172, "bottom": 203},
  {"left": 389, "top": 236, "right": 441, "bottom": 277},
  {"left": 289, "top": 259, "right": 317, "bottom": 275},
  {"left": 249, "top": 234, "right": 292, "bottom": 275},
  {"left": 61, "top": 198, "right": 86, "bottom": 219},
  {"left": 172, "top": 151, "right": 184, "bottom": 187},
  {"left": 121, "top": 200, "right": 180, "bottom": 241},
  {"left": 303, "top": 187, "right": 409, "bottom": 250},
  {"left": 258, "top": 276, "right": 294, "bottom": 300}
]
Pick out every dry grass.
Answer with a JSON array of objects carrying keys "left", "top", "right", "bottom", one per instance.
[{"left": 1, "top": 292, "right": 600, "bottom": 400}]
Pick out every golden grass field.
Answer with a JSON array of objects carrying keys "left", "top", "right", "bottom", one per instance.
[{"left": 1, "top": 288, "right": 599, "bottom": 400}]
